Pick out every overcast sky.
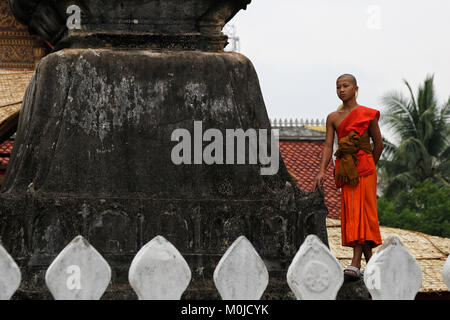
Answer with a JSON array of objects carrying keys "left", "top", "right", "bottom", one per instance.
[{"left": 227, "top": 0, "right": 450, "bottom": 141}]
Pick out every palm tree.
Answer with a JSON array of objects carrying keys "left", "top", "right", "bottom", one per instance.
[{"left": 378, "top": 74, "right": 450, "bottom": 200}]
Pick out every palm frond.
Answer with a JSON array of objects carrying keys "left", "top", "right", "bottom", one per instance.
[
  {"left": 404, "top": 79, "right": 418, "bottom": 113},
  {"left": 439, "top": 144, "right": 450, "bottom": 161},
  {"left": 391, "top": 137, "right": 432, "bottom": 179},
  {"left": 435, "top": 160, "right": 450, "bottom": 182},
  {"left": 382, "top": 171, "right": 417, "bottom": 200},
  {"left": 417, "top": 74, "right": 437, "bottom": 116},
  {"left": 381, "top": 91, "right": 418, "bottom": 139},
  {"left": 377, "top": 157, "right": 408, "bottom": 177},
  {"left": 441, "top": 96, "right": 450, "bottom": 123},
  {"left": 380, "top": 137, "right": 397, "bottom": 159},
  {"left": 418, "top": 107, "right": 437, "bottom": 144}
]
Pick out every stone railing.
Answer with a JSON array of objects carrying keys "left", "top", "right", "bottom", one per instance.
[
  {"left": 1, "top": 234, "right": 449, "bottom": 300},
  {"left": 271, "top": 118, "right": 326, "bottom": 127}
]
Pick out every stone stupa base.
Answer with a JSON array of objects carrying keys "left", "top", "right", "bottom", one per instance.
[{"left": 1, "top": 49, "right": 329, "bottom": 299}]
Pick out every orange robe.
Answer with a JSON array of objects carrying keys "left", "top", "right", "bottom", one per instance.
[{"left": 334, "top": 106, "right": 382, "bottom": 248}]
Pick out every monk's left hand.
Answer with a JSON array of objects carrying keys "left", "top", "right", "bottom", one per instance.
[{"left": 312, "top": 172, "right": 325, "bottom": 192}]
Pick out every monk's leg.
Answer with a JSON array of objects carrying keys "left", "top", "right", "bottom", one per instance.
[
  {"left": 362, "top": 242, "right": 373, "bottom": 263},
  {"left": 346, "top": 245, "right": 363, "bottom": 276},
  {"left": 351, "top": 245, "right": 363, "bottom": 268}
]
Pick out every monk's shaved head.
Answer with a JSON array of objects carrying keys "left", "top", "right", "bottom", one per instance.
[{"left": 337, "top": 74, "right": 357, "bottom": 86}]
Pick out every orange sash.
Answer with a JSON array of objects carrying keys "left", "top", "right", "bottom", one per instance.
[{"left": 334, "top": 106, "right": 380, "bottom": 188}]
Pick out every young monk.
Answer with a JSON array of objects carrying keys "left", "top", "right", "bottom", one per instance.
[{"left": 312, "top": 74, "right": 384, "bottom": 278}]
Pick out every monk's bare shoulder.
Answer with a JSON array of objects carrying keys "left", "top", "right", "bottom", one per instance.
[{"left": 326, "top": 111, "right": 340, "bottom": 130}]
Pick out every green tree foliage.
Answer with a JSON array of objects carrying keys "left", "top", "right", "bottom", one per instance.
[
  {"left": 378, "top": 179, "right": 450, "bottom": 238},
  {"left": 378, "top": 75, "right": 450, "bottom": 201}
]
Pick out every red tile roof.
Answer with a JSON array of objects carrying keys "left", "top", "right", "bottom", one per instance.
[
  {"left": 0, "top": 139, "right": 13, "bottom": 168},
  {"left": 279, "top": 141, "right": 341, "bottom": 219}
]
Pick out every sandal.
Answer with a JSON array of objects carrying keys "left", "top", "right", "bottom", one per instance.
[{"left": 344, "top": 266, "right": 362, "bottom": 279}]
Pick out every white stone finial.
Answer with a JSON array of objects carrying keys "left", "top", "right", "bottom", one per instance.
[
  {"left": 0, "top": 245, "right": 21, "bottom": 300},
  {"left": 45, "top": 236, "right": 111, "bottom": 300},
  {"left": 442, "top": 255, "right": 450, "bottom": 290},
  {"left": 364, "top": 235, "right": 422, "bottom": 300},
  {"left": 129, "top": 236, "right": 191, "bottom": 300},
  {"left": 214, "top": 236, "right": 269, "bottom": 300},
  {"left": 287, "top": 234, "right": 343, "bottom": 300}
]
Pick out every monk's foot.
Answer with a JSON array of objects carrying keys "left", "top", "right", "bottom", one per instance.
[{"left": 344, "top": 265, "right": 362, "bottom": 280}]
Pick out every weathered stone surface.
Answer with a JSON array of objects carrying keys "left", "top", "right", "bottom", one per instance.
[
  {"left": 0, "top": 49, "right": 329, "bottom": 299},
  {"left": 129, "top": 236, "right": 191, "bottom": 300},
  {"left": 364, "top": 235, "right": 422, "bottom": 300},
  {"left": 287, "top": 235, "right": 343, "bottom": 300},
  {"left": 214, "top": 236, "right": 268, "bottom": 300},
  {"left": 45, "top": 236, "right": 111, "bottom": 300},
  {"left": 0, "top": 244, "right": 21, "bottom": 300},
  {"left": 9, "top": 0, "right": 251, "bottom": 50},
  {"left": 336, "top": 277, "right": 372, "bottom": 300}
]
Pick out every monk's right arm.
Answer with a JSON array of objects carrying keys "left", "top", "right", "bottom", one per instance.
[
  {"left": 318, "top": 115, "right": 335, "bottom": 173},
  {"left": 312, "top": 114, "right": 334, "bottom": 191}
]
